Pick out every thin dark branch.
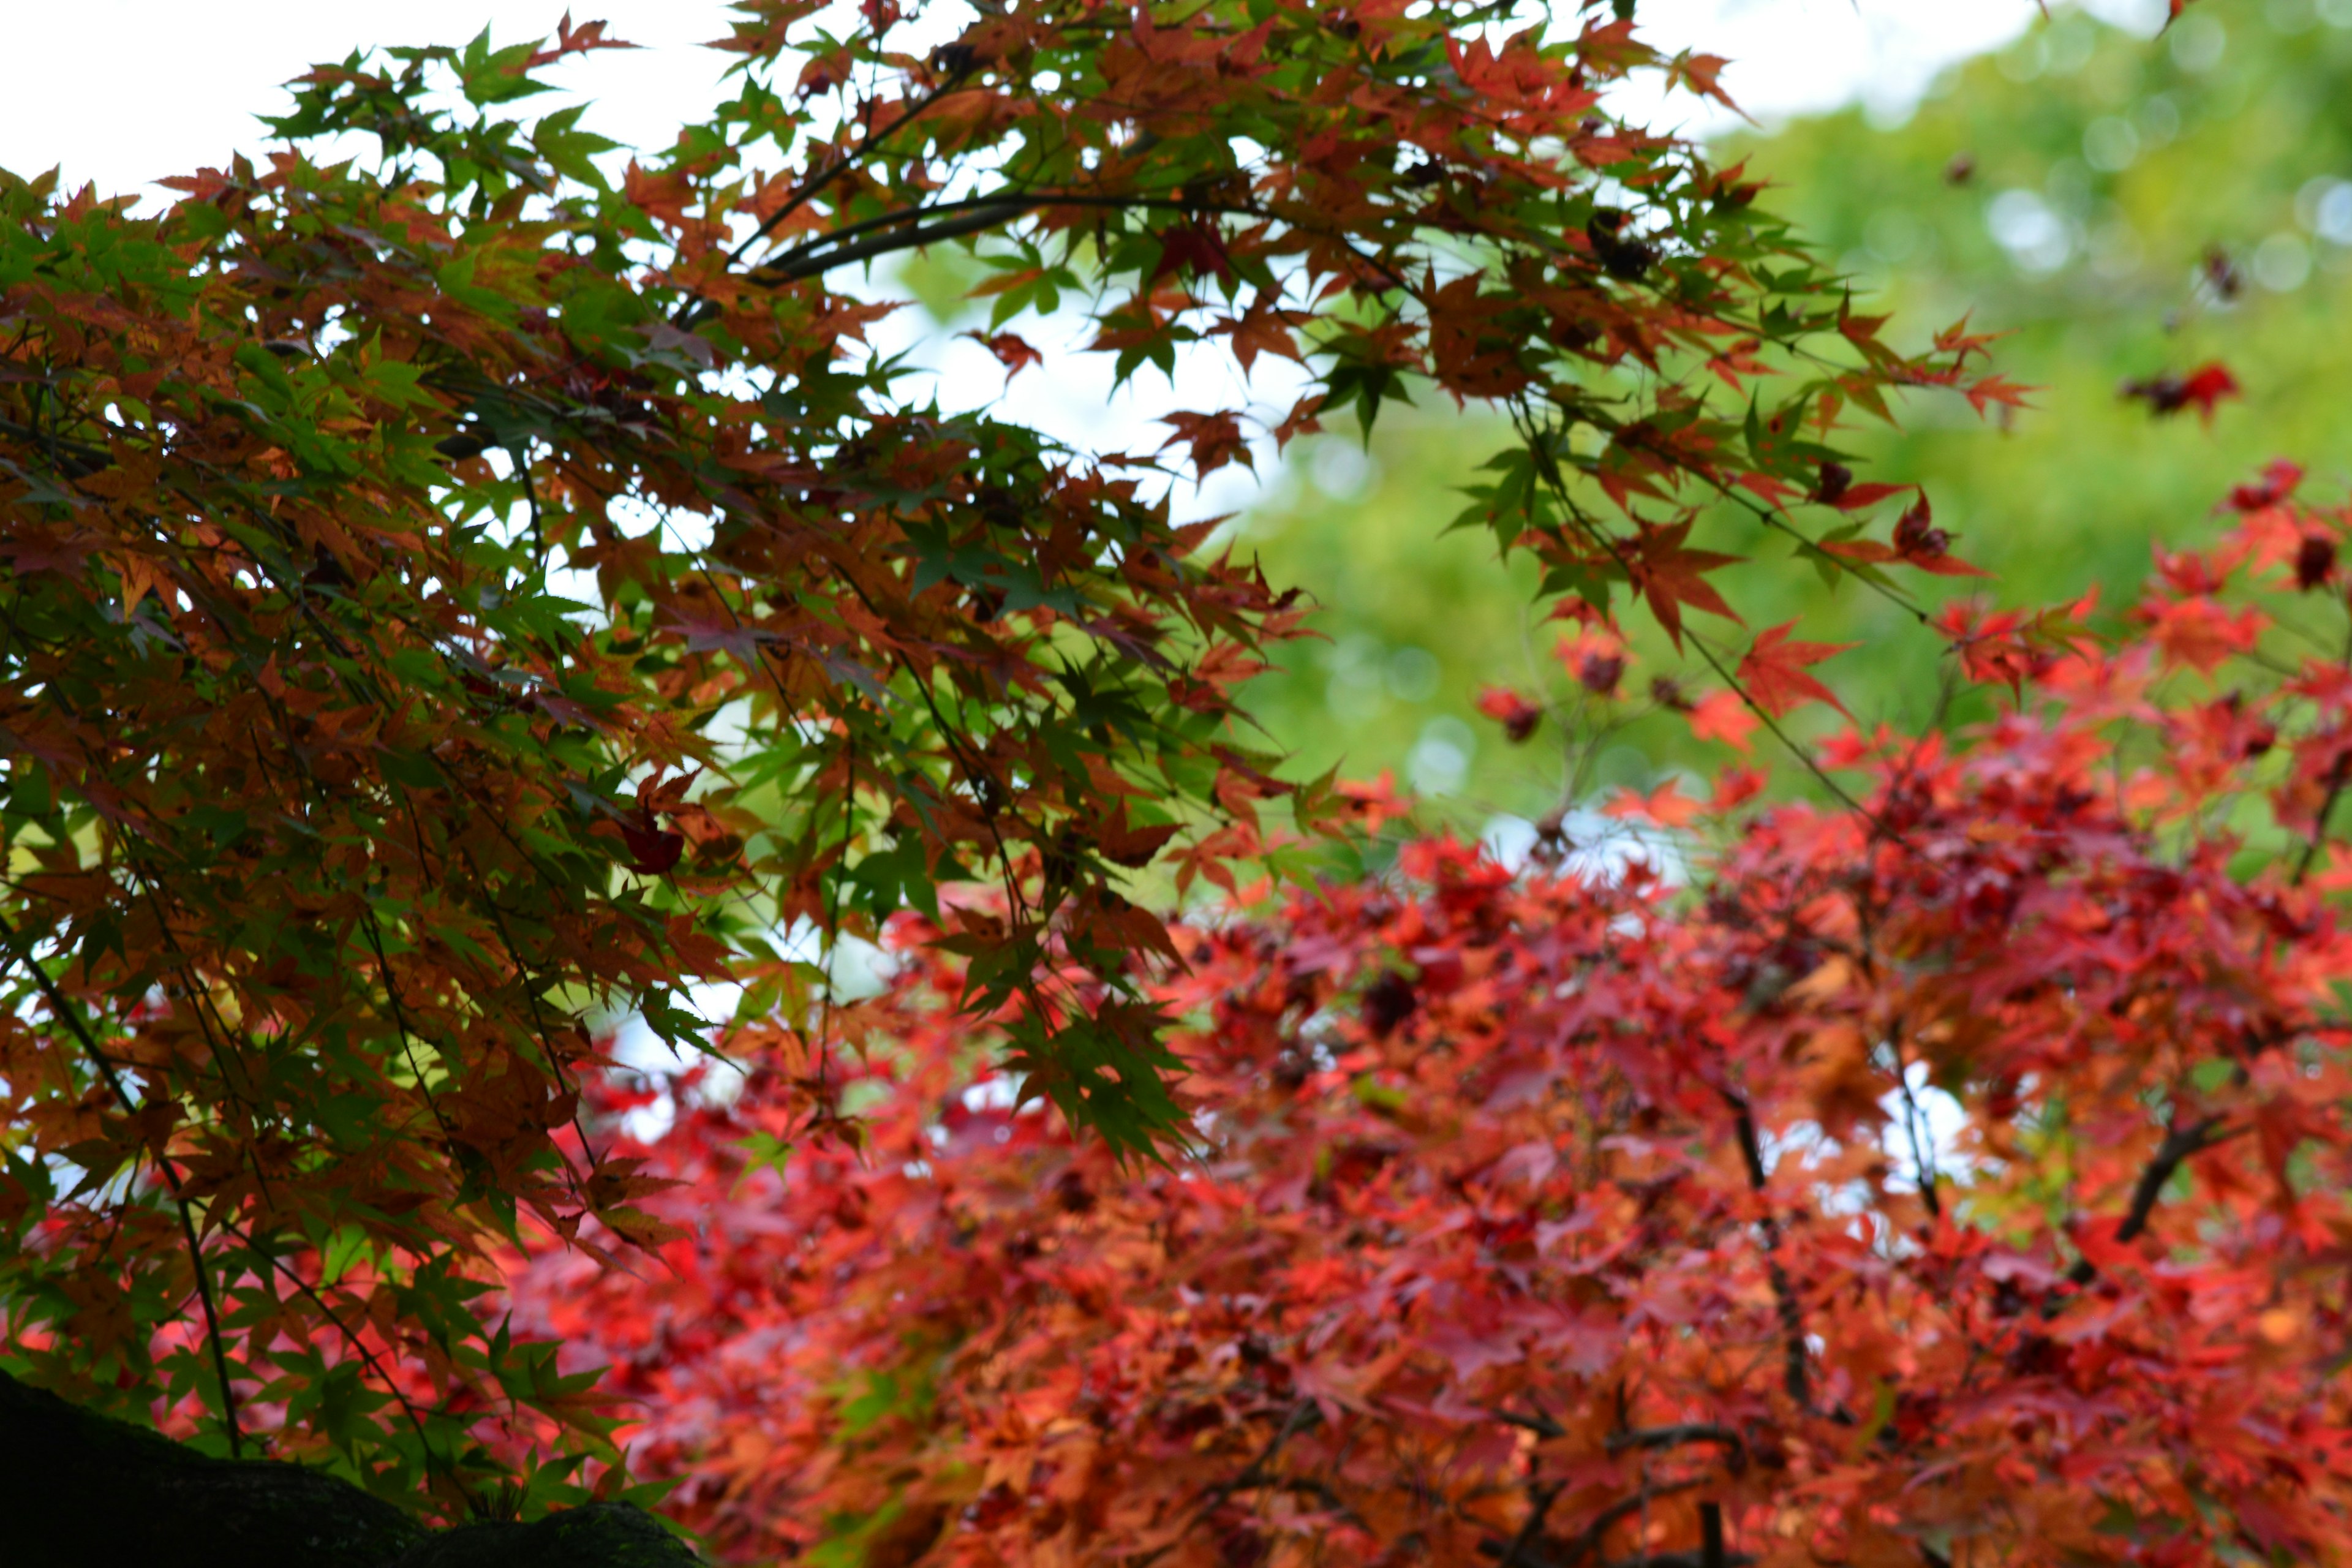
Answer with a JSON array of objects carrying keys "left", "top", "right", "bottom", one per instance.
[
  {"left": 1684, "top": 630, "right": 1904, "bottom": 845},
  {"left": 1606, "top": 1425, "right": 1744, "bottom": 1458},
  {"left": 713, "top": 190, "right": 1276, "bottom": 314},
  {"left": 1492, "top": 1482, "right": 1563, "bottom": 1568},
  {"left": 508, "top": 441, "right": 545, "bottom": 570},
  {"left": 2294, "top": 601, "right": 2352, "bottom": 884},
  {"left": 1885, "top": 1019, "right": 1942, "bottom": 1221},
  {"left": 750, "top": 190, "right": 1268, "bottom": 284},
  {"left": 1200, "top": 1400, "right": 1321, "bottom": 1512},
  {"left": 2296, "top": 748, "right": 2352, "bottom": 886},
  {"left": 746, "top": 194, "right": 1030, "bottom": 279},
  {"left": 0, "top": 412, "right": 108, "bottom": 477},
  {"left": 665, "top": 68, "right": 978, "bottom": 330},
  {"left": 1481, "top": 1478, "right": 1711, "bottom": 1568},
  {"left": 725, "top": 70, "right": 978, "bottom": 270},
  {"left": 1725, "top": 1094, "right": 1811, "bottom": 1409},
  {"left": 2064, "top": 1113, "right": 2239, "bottom": 1287},
  {"left": 0, "top": 908, "right": 243, "bottom": 1459},
  {"left": 1493, "top": 1407, "right": 1567, "bottom": 1439}
]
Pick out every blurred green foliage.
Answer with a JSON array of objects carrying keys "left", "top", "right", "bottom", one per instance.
[{"left": 1224, "top": 0, "right": 2352, "bottom": 829}]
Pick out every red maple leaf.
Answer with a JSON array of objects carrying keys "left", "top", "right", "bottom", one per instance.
[
  {"left": 2123, "top": 361, "right": 2240, "bottom": 424},
  {"left": 620, "top": 804, "right": 685, "bottom": 875},
  {"left": 2226, "top": 459, "right": 2304, "bottom": 514},
  {"left": 1158, "top": 410, "right": 1253, "bottom": 477},
  {"left": 1627, "top": 521, "right": 1743, "bottom": 650},
  {"left": 1475, "top": 687, "right": 1544, "bottom": 743},
  {"left": 961, "top": 330, "right": 1045, "bottom": 379},
  {"left": 1736, "top": 621, "right": 1855, "bottom": 718},
  {"left": 1150, "top": 221, "right": 1235, "bottom": 286}
]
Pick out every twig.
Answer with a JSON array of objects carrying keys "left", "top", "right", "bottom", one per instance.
[
  {"left": 1480, "top": 1478, "right": 1710, "bottom": 1568},
  {"left": 1606, "top": 1425, "right": 1744, "bottom": 1458},
  {"left": 1492, "top": 1482, "right": 1563, "bottom": 1568},
  {"left": 2064, "top": 1113, "right": 2240, "bottom": 1287},
  {"left": 1725, "top": 1094, "right": 1811, "bottom": 1409},
  {"left": 1201, "top": 1400, "right": 1321, "bottom": 1510},
  {"left": 720, "top": 69, "right": 977, "bottom": 271},
  {"left": 1885, "top": 1018, "right": 1942, "bottom": 1221},
  {"left": 2292, "top": 614, "right": 2352, "bottom": 884}
]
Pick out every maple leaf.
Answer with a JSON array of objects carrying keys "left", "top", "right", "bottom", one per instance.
[
  {"left": 1095, "top": 812, "right": 1184, "bottom": 868},
  {"left": 1604, "top": 776, "right": 1705, "bottom": 826},
  {"left": 1736, "top": 622, "right": 1855, "bottom": 718},
  {"left": 1271, "top": 393, "right": 1325, "bottom": 450},
  {"left": 527, "top": 13, "right": 637, "bottom": 70},
  {"left": 2297, "top": 534, "right": 2337, "bottom": 592},
  {"left": 1688, "top": 689, "right": 1758, "bottom": 753},
  {"left": 1150, "top": 221, "right": 1235, "bottom": 287},
  {"left": 2226, "top": 459, "right": 2304, "bottom": 514},
  {"left": 1627, "top": 521, "right": 1744, "bottom": 650},
  {"left": 1961, "top": 372, "right": 2035, "bottom": 417},
  {"left": 1219, "top": 304, "right": 1303, "bottom": 372},
  {"left": 961, "top": 330, "right": 1044, "bottom": 379},
  {"left": 2122, "top": 361, "right": 2241, "bottom": 424},
  {"left": 621, "top": 805, "right": 686, "bottom": 875},
  {"left": 2142, "top": 595, "right": 2263, "bottom": 673},
  {"left": 1475, "top": 687, "right": 1544, "bottom": 743},
  {"left": 597, "top": 1204, "right": 692, "bottom": 1248},
  {"left": 1158, "top": 410, "right": 1253, "bottom": 477},
  {"left": 1711, "top": 763, "right": 1767, "bottom": 812},
  {"left": 1664, "top": 48, "right": 1740, "bottom": 113},
  {"left": 1335, "top": 771, "right": 1411, "bottom": 834}
]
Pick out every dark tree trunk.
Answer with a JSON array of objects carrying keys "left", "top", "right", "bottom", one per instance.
[{"left": 0, "top": 1370, "right": 702, "bottom": 1567}]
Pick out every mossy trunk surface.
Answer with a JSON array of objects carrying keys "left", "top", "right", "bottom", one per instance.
[{"left": 0, "top": 1370, "right": 702, "bottom": 1567}]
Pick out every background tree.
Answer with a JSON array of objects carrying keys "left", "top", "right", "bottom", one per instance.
[
  {"left": 1230, "top": 0, "right": 2352, "bottom": 822},
  {"left": 508, "top": 461, "right": 2352, "bottom": 1568}
]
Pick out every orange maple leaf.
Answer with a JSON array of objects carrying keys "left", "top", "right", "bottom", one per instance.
[
  {"left": 1605, "top": 777, "right": 1705, "bottom": 827},
  {"left": 1688, "top": 689, "right": 1758, "bottom": 753}
]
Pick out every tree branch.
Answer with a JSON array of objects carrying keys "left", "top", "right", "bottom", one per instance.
[
  {"left": 1480, "top": 1479, "right": 1711, "bottom": 1568},
  {"left": 2296, "top": 746, "right": 2352, "bottom": 886},
  {"left": 677, "top": 189, "right": 1276, "bottom": 330},
  {"left": 1606, "top": 1425, "right": 1744, "bottom": 1459},
  {"left": 2294, "top": 612, "right": 2352, "bottom": 885},
  {"left": 2064, "top": 1113, "right": 2239, "bottom": 1287}
]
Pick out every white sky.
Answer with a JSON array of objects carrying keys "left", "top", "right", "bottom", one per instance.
[{"left": 2, "top": 1, "right": 2166, "bottom": 206}]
